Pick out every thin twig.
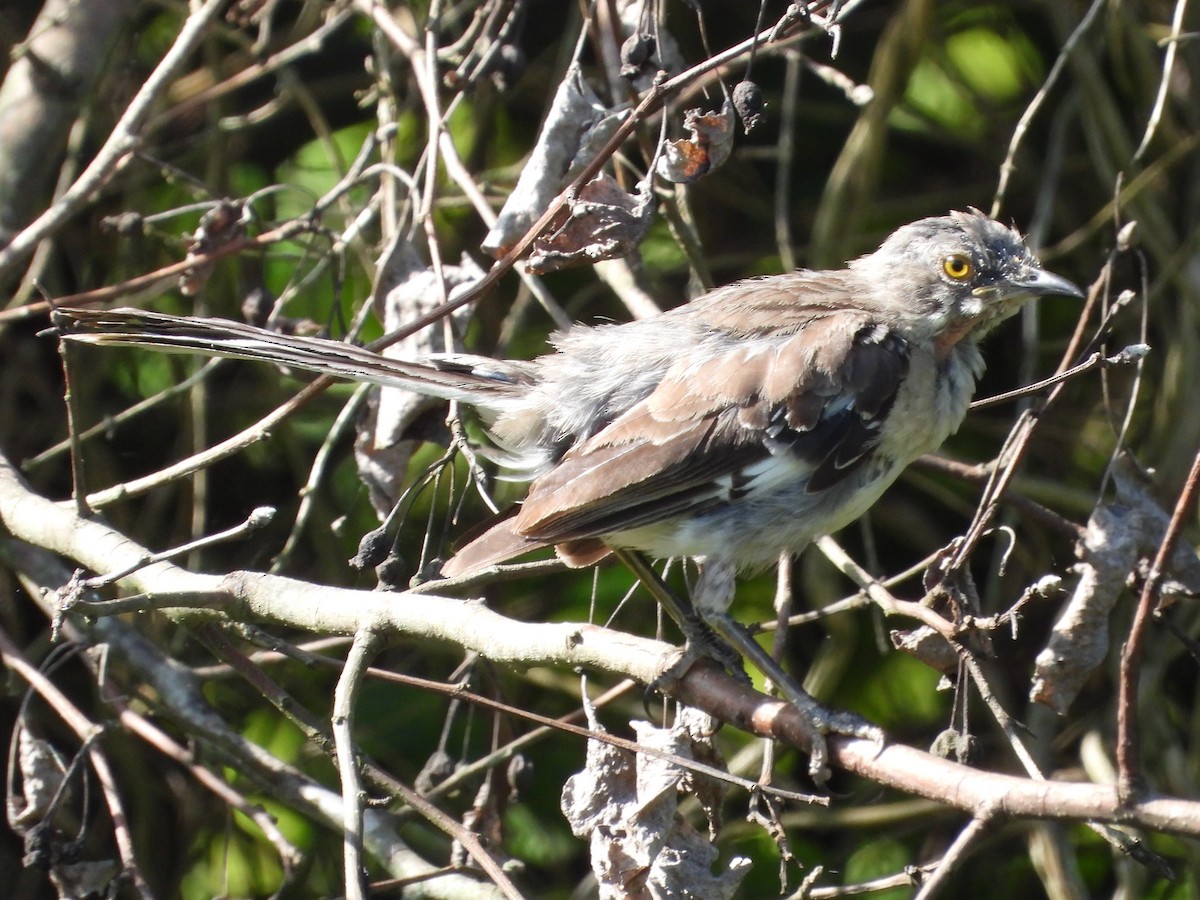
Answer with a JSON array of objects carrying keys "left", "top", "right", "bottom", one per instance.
[
  {"left": 85, "top": 507, "right": 275, "bottom": 588},
  {"left": 1132, "top": 0, "right": 1189, "bottom": 162},
  {"left": 913, "top": 812, "right": 994, "bottom": 900},
  {"left": 991, "top": 0, "right": 1106, "bottom": 217},
  {"left": 0, "top": 0, "right": 229, "bottom": 281},
  {"left": 334, "top": 628, "right": 381, "bottom": 900},
  {"left": 813, "top": 536, "right": 957, "bottom": 640},
  {"left": 56, "top": 339, "right": 91, "bottom": 518}
]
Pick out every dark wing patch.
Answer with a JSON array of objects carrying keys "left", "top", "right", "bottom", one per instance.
[
  {"left": 779, "top": 324, "right": 910, "bottom": 492},
  {"left": 514, "top": 315, "right": 910, "bottom": 544}
]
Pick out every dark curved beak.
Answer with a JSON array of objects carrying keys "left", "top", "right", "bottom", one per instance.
[{"left": 1011, "top": 267, "right": 1085, "bottom": 300}]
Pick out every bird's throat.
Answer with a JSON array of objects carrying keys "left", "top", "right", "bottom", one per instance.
[{"left": 933, "top": 317, "right": 979, "bottom": 360}]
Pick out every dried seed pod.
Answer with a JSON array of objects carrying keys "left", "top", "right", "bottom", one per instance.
[
  {"left": 732, "top": 80, "right": 765, "bottom": 133},
  {"left": 620, "top": 32, "right": 656, "bottom": 79}
]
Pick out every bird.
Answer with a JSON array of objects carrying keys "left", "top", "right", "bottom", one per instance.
[{"left": 51, "top": 209, "right": 1083, "bottom": 776}]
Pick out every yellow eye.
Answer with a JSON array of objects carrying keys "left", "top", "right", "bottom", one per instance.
[{"left": 943, "top": 254, "right": 973, "bottom": 280}]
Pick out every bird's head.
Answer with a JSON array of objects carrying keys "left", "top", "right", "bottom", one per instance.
[{"left": 851, "top": 209, "right": 1084, "bottom": 356}]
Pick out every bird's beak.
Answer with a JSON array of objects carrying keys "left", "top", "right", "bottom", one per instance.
[
  {"left": 1019, "top": 267, "right": 1085, "bottom": 299},
  {"left": 989, "top": 267, "right": 1085, "bottom": 301}
]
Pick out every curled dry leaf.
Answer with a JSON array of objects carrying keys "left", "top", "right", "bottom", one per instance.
[
  {"left": 620, "top": 32, "right": 656, "bottom": 80},
  {"left": 7, "top": 725, "right": 119, "bottom": 896},
  {"left": 930, "top": 727, "right": 979, "bottom": 764},
  {"left": 1031, "top": 460, "right": 1200, "bottom": 713},
  {"left": 46, "top": 860, "right": 123, "bottom": 900},
  {"left": 655, "top": 100, "right": 736, "bottom": 184},
  {"left": 482, "top": 64, "right": 625, "bottom": 258},
  {"left": 560, "top": 702, "right": 748, "bottom": 899},
  {"left": 890, "top": 625, "right": 959, "bottom": 676},
  {"left": 526, "top": 173, "right": 654, "bottom": 274},
  {"left": 1030, "top": 503, "right": 1137, "bottom": 714},
  {"left": 179, "top": 198, "right": 245, "bottom": 296},
  {"left": 8, "top": 726, "right": 71, "bottom": 831}
]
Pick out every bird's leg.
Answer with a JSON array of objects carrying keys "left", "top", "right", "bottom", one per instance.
[
  {"left": 611, "top": 548, "right": 747, "bottom": 684},
  {"left": 693, "top": 558, "right": 882, "bottom": 781}
]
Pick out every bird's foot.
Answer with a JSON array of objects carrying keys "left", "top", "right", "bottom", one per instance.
[
  {"left": 648, "top": 618, "right": 749, "bottom": 697},
  {"left": 697, "top": 607, "right": 883, "bottom": 782},
  {"left": 775, "top": 691, "right": 883, "bottom": 783}
]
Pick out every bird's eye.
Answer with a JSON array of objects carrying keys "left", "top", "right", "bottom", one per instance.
[{"left": 943, "top": 254, "right": 973, "bottom": 280}]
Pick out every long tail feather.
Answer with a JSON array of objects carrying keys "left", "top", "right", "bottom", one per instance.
[{"left": 50, "top": 307, "right": 523, "bottom": 410}]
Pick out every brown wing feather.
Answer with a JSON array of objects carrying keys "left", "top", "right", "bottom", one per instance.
[
  {"left": 439, "top": 520, "right": 610, "bottom": 577},
  {"left": 439, "top": 517, "right": 545, "bottom": 577},
  {"left": 513, "top": 312, "right": 910, "bottom": 544},
  {"left": 513, "top": 415, "right": 751, "bottom": 541}
]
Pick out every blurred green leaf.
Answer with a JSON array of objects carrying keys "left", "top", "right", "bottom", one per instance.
[
  {"left": 897, "top": 25, "right": 1042, "bottom": 137},
  {"left": 182, "top": 826, "right": 284, "bottom": 899},
  {"left": 849, "top": 651, "right": 946, "bottom": 727},
  {"left": 844, "top": 836, "right": 911, "bottom": 899},
  {"left": 274, "top": 121, "right": 376, "bottom": 223},
  {"left": 899, "top": 56, "right": 982, "bottom": 137},
  {"left": 504, "top": 804, "right": 577, "bottom": 867},
  {"left": 946, "top": 27, "right": 1040, "bottom": 102}
]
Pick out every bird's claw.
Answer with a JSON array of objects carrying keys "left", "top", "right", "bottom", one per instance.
[
  {"left": 647, "top": 630, "right": 749, "bottom": 698},
  {"left": 791, "top": 704, "right": 885, "bottom": 783}
]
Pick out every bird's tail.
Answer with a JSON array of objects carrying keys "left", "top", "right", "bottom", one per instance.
[{"left": 49, "top": 307, "right": 531, "bottom": 412}]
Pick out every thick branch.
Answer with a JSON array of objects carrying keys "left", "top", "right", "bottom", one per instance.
[{"left": 2, "top": 450, "right": 1199, "bottom": 837}]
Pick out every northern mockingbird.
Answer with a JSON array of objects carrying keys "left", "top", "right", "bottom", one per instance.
[{"left": 52, "top": 209, "right": 1083, "bottom": 775}]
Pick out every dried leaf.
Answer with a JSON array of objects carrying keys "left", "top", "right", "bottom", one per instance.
[
  {"left": 8, "top": 727, "right": 70, "bottom": 831},
  {"left": 179, "top": 199, "right": 245, "bottom": 296},
  {"left": 890, "top": 625, "right": 959, "bottom": 675},
  {"left": 1030, "top": 504, "right": 1135, "bottom": 713},
  {"left": 1030, "top": 460, "right": 1200, "bottom": 712},
  {"left": 482, "top": 65, "right": 624, "bottom": 257},
  {"left": 47, "top": 859, "right": 122, "bottom": 899},
  {"left": 526, "top": 174, "right": 654, "bottom": 274},
  {"left": 617, "top": 1, "right": 686, "bottom": 92},
  {"left": 620, "top": 32, "right": 656, "bottom": 80},
  {"left": 655, "top": 100, "right": 736, "bottom": 184},
  {"left": 561, "top": 703, "right": 748, "bottom": 899},
  {"left": 929, "top": 727, "right": 978, "bottom": 763}
]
